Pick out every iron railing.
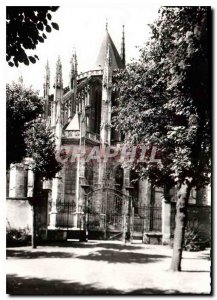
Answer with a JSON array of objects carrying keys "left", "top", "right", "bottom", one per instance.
[
  {"left": 48, "top": 202, "right": 76, "bottom": 228},
  {"left": 134, "top": 205, "right": 162, "bottom": 232},
  {"left": 48, "top": 201, "right": 163, "bottom": 234}
]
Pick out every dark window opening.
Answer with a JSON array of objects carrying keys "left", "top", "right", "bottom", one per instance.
[{"left": 94, "top": 89, "right": 101, "bottom": 134}]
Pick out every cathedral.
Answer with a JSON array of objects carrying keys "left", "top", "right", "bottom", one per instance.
[{"left": 7, "top": 24, "right": 211, "bottom": 244}]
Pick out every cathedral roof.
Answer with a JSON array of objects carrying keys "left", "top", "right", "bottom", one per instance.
[{"left": 95, "top": 30, "right": 124, "bottom": 69}]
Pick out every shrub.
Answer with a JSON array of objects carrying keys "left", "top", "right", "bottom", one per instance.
[
  {"left": 6, "top": 221, "right": 31, "bottom": 246},
  {"left": 183, "top": 220, "right": 206, "bottom": 252},
  {"left": 170, "top": 219, "right": 209, "bottom": 251}
]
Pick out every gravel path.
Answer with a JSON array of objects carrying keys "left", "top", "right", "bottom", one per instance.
[{"left": 6, "top": 241, "right": 211, "bottom": 295}]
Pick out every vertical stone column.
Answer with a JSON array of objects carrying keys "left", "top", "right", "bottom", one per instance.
[
  {"left": 139, "top": 179, "right": 151, "bottom": 206},
  {"left": 123, "top": 168, "right": 131, "bottom": 243},
  {"left": 48, "top": 57, "right": 63, "bottom": 230},
  {"left": 206, "top": 185, "right": 211, "bottom": 206},
  {"left": 79, "top": 161, "right": 87, "bottom": 223},
  {"left": 74, "top": 158, "right": 80, "bottom": 229},
  {"left": 162, "top": 198, "right": 171, "bottom": 245},
  {"left": 27, "top": 169, "right": 34, "bottom": 197},
  {"left": 49, "top": 177, "right": 59, "bottom": 228},
  {"left": 9, "top": 164, "right": 16, "bottom": 198},
  {"left": 100, "top": 46, "right": 112, "bottom": 145},
  {"left": 8, "top": 164, "right": 27, "bottom": 198},
  {"left": 139, "top": 179, "right": 152, "bottom": 243},
  {"left": 76, "top": 103, "right": 87, "bottom": 229},
  {"left": 85, "top": 92, "right": 90, "bottom": 132},
  {"left": 96, "top": 158, "right": 107, "bottom": 236},
  {"left": 78, "top": 156, "right": 91, "bottom": 241}
]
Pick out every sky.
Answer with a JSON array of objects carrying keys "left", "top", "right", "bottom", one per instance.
[{"left": 6, "top": 3, "right": 160, "bottom": 95}]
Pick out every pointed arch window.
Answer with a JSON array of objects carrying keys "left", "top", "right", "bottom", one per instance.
[{"left": 94, "top": 89, "right": 102, "bottom": 134}]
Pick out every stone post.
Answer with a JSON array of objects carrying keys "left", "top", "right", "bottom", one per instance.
[
  {"left": 77, "top": 152, "right": 87, "bottom": 229},
  {"left": 162, "top": 198, "right": 171, "bottom": 245},
  {"left": 8, "top": 164, "right": 16, "bottom": 198},
  {"left": 206, "top": 185, "right": 211, "bottom": 206},
  {"left": 32, "top": 197, "right": 37, "bottom": 249},
  {"left": 125, "top": 186, "right": 134, "bottom": 243},
  {"left": 48, "top": 177, "right": 59, "bottom": 228},
  {"left": 123, "top": 168, "right": 130, "bottom": 243},
  {"left": 27, "top": 169, "right": 34, "bottom": 197},
  {"left": 8, "top": 163, "right": 27, "bottom": 198},
  {"left": 80, "top": 178, "right": 90, "bottom": 242}
]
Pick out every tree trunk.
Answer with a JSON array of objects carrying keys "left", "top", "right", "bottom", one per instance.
[
  {"left": 170, "top": 183, "right": 192, "bottom": 271},
  {"left": 32, "top": 172, "right": 40, "bottom": 249},
  {"left": 122, "top": 198, "right": 127, "bottom": 244},
  {"left": 32, "top": 200, "right": 37, "bottom": 249}
]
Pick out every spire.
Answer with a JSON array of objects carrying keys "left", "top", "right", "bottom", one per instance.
[
  {"left": 44, "top": 60, "right": 50, "bottom": 118},
  {"left": 95, "top": 25, "right": 124, "bottom": 69},
  {"left": 53, "top": 56, "right": 63, "bottom": 146},
  {"left": 54, "top": 56, "right": 63, "bottom": 89},
  {"left": 101, "top": 44, "right": 113, "bottom": 145},
  {"left": 70, "top": 54, "right": 75, "bottom": 75},
  {"left": 18, "top": 75, "right": 24, "bottom": 86},
  {"left": 70, "top": 49, "right": 77, "bottom": 77},
  {"left": 45, "top": 60, "right": 50, "bottom": 89},
  {"left": 69, "top": 48, "right": 78, "bottom": 115},
  {"left": 105, "top": 19, "right": 108, "bottom": 31},
  {"left": 103, "top": 45, "right": 112, "bottom": 88},
  {"left": 121, "top": 25, "right": 125, "bottom": 67}
]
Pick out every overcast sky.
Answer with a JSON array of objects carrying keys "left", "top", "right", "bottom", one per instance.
[{"left": 6, "top": 3, "right": 160, "bottom": 95}]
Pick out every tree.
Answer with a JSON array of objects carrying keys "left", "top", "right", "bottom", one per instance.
[
  {"left": 7, "top": 82, "right": 62, "bottom": 179},
  {"left": 7, "top": 82, "right": 43, "bottom": 168},
  {"left": 113, "top": 7, "right": 211, "bottom": 271},
  {"left": 6, "top": 6, "right": 59, "bottom": 67},
  {"left": 24, "top": 119, "right": 62, "bottom": 180}
]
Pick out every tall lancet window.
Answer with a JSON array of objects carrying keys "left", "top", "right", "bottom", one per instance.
[{"left": 94, "top": 88, "right": 102, "bottom": 134}]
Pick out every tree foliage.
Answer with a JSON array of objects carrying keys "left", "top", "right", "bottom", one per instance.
[
  {"left": 24, "top": 119, "right": 62, "bottom": 180},
  {"left": 113, "top": 6, "right": 211, "bottom": 272},
  {"left": 7, "top": 82, "right": 43, "bottom": 167},
  {"left": 7, "top": 82, "right": 62, "bottom": 179},
  {"left": 6, "top": 6, "right": 59, "bottom": 67},
  {"left": 113, "top": 6, "right": 211, "bottom": 189}
]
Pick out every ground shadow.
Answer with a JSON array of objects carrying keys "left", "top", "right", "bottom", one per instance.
[
  {"left": 7, "top": 274, "right": 201, "bottom": 295},
  {"left": 39, "top": 241, "right": 97, "bottom": 248},
  {"left": 95, "top": 242, "right": 144, "bottom": 251},
  {"left": 77, "top": 249, "right": 170, "bottom": 264},
  {"left": 6, "top": 249, "right": 76, "bottom": 259},
  {"left": 181, "top": 270, "right": 210, "bottom": 273},
  {"left": 6, "top": 248, "right": 170, "bottom": 264},
  {"left": 39, "top": 241, "right": 143, "bottom": 251}
]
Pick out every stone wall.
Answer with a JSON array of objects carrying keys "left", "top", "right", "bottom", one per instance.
[{"left": 6, "top": 199, "right": 32, "bottom": 230}]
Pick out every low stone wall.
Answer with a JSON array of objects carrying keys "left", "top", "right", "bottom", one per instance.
[
  {"left": 6, "top": 193, "right": 48, "bottom": 234},
  {"left": 6, "top": 199, "right": 32, "bottom": 230}
]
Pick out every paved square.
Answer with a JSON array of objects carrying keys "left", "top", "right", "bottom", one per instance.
[{"left": 6, "top": 241, "right": 211, "bottom": 295}]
